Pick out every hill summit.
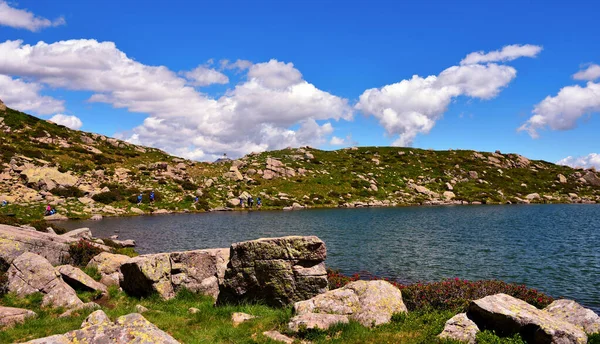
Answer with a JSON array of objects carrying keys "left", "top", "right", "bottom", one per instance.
[{"left": 0, "top": 103, "right": 599, "bottom": 221}]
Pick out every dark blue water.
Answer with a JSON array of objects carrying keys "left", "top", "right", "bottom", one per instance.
[{"left": 64, "top": 204, "right": 600, "bottom": 313}]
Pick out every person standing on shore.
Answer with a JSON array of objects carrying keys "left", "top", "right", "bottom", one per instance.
[
  {"left": 150, "top": 191, "right": 155, "bottom": 203},
  {"left": 137, "top": 193, "right": 143, "bottom": 205},
  {"left": 248, "top": 195, "right": 254, "bottom": 208},
  {"left": 239, "top": 196, "right": 244, "bottom": 208},
  {"left": 257, "top": 197, "right": 261, "bottom": 208}
]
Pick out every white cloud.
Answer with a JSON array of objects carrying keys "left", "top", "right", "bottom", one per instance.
[
  {"left": 557, "top": 153, "right": 600, "bottom": 170},
  {"left": 0, "top": 1, "right": 65, "bottom": 32},
  {"left": 573, "top": 64, "right": 600, "bottom": 81},
  {"left": 183, "top": 65, "right": 229, "bottom": 86},
  {"left": 518, "top": 81, "right": 600, "bottom": 138},
  {"left": 0, "top": 39, "right": 352, "bottom": 159},
  {"left": 0, "top": 75, "right": 64, "bottom": 114},
  {"left": 460, "top": 44, "right": 542, "bottom": 65},
  {"left": 330, "top": 136, "right": 345, "bottom": 145},
  {"left": 220, "top": 59, "right": 253, "bottom": 71},
  {"left": 49, "top": 114, "right": 82, "bottom": 130},
  {"left": 356, "top": 45, "right": 537, "bottom": 146}
]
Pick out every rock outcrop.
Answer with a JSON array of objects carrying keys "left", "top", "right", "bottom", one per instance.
[
  {"left": 467, "top": 293, "right": 587, "bottom": 343},
  {"left": 120, "top": 248, "right": 229, "bottom": 301},
  {"left": 24, "top": 311, "right": 180, "bottom": 344},
  {"left": 219, "top": 236, "right": 328, "bottom": 307},
  {"left": 0, "top": 224, "right": 74, "bottom": 265},
  {"left": 289, "top": 280, "right": 407, "bottom": 331},
  {"left": 20, "top": 167, "right": 78, "bottom": 191},
  {"left": 7, "top": 252, "right": 84, "bottom": 309},
  {"left": 438, "top": 313, "right": 479, "bottom": 344},
  {"left": 86, "top": 252, "right": 130, "bottom": 287},
  {"left": 57, "top": 265, "right": 107, "bottom": 293},
  {"left": 0, "top": 306, "right": 36, "bottom": 328}
]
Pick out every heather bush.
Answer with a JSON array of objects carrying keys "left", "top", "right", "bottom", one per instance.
[
  {"left": 326, "top": 269, "right": 554, "bottom": 311},
  {"left": 69, "top": 239, "right": 103, "bottom": 267}
]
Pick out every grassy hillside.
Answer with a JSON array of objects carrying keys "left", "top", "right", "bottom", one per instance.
[{"left": 0, "top": 104, "right": 599, "bottom": 221}]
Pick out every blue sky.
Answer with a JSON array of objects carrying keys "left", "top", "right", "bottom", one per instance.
[{"left": 0, "top": 1, "right": 599, "bottom": 167}]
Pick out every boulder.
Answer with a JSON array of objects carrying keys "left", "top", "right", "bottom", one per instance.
[
  {"left": 44, "top": 213, "right": 69, "bottom": 221},
  {"left": 7, "top": 252, "right": 84, "bottom": 309},
  {"left": 467, "top": 293, "right": 587, "bottom": 343},
  {"left": 232, "top": 312, "right": 256, "bottom": 327},
  {"left": 263, "top": 330, "right": 295, "bottom": 344},
  {"left": 558, "top": 174, "right": 567, "bottom": 184},
  {"left": 62, "top": 228, "right": 92, "bottom": 240},
  {"left": 130, "top": 207, "right": 144, "bottom": 214},
  {"left": 86, "top": 252, "right": 130, "bottom": 287},
  {"left": 219, "top": 236, "right": 328, "bottom": 307},
  {"left": 526, "top": 193, "right": 541, "bottom": 200},
  {"left": 23, "top": 312, "right": 180, "bottom": 344},
  {"left": 438, "top": 313, "right": 479, "bottom": 344},
  {"left": 288, "top": 313, "right": 349, "bottom": 332},
  {"left": 90, "top": 214, "right": 103, "bottom": 221},
  {"left": 544, "top": 299, "right": 600, "bottom": 334},
  {"left": 57, "top": 265, "right": 107, "bottom": 293},
  {"left": 443, "top": 191, "right": 456, "bottom": 200},
  {"left": 20, "top": 167, "right": 78, "bottom": 190},
  {"left": 583, "top": 172, "right": 600, "bottom": 186},
  {"left": 120, "top": 248, "right": 229, "bottom": 301},
  {"left": 291, "top": 280, "right": 407, "bottom": 329},
  {"left": 0, "top": 224, "right": 74, "bottom": 265},
  {"left": 468, "top": 171, "right": 478, "bottom": 179},
  {"left": 113, "top": 239, "right": 136, "bottom": 247},
  {"left": 0, "top": 306, "right": 36, "bottom": 328}
]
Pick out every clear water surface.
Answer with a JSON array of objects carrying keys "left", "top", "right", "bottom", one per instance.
[{"left": 63, "top": 204, "right": 600, "bottom": 313}]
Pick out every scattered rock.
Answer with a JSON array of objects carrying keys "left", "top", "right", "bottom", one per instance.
[
  {"left": 443, "top": 191, "right": 456, "bottom": 200},
  {"left": 263, "top": 330, "right": 295, "bottom": 344},
  {"left": 232, "top": 312, "right": 256, "bottom": 326},
  {"left": 62, "top": 228, "right": 92, "bottom": 240},
  {"left": 291, "top": 280, "right": 407, "bottom": 329},
  {"left": 188, "top": 307, "right": 200, "bottom": 314},
  {"left": 135, "top": 304, "right": 149, "bottom": 313},
  {"left": 81, "top": 309, "right": 111, "bottom": 328},
  {"left": 558, "top": 174, "right": 567, "bottom": 184},
  {"left": 130, "top": 207, "right": 144, "bottom": 214},
  {"left": 7, "top": 252, "right": 84, "bottom": 309},
  {"left": 90, "top": 214, "right": 103, "bottom": 221},
  {"left": 0, "top": 306, "right": 36, "bottom": 328},
  {"left": 526, "top": 193, "right": 540, "bottom": 200},
  {"left": 24, "top": 312, "right": 180, "bottom": 344},
  {"left": 544, "top": 299, "right": 600, "bottom": 334},
  {"left": 467, "top": 293, "right": 587, "bottom": 343},
  {"left": 288, "top": 313, "right": 349, "bottom": 332},
  {"left": 468, "top": 171, "right": 478, "bottom": 179},
  {"left": 86, "top": 252, "right": 130, "bottom": 287},
  {"left": 44, "top": 213, "right": 69, "bottom": 221},
  {"left": 57, "top": 265, "right": 108, "bottom": 293},
  {"left": 113, "top": 239, "right": 136, "bottom": 247},
  {"left": 438, "top": 313, "right": 479, "bottom": 344},
  {"left": 219, "top": 236, "right": 328, "bottom": 307}
]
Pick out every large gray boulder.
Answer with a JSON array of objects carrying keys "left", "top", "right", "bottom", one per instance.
[
  {"left": 7, "top": 252, "right": 84, "bottom": 309},
  {"left": 0, "top": 306, "right": 36, "bottom": 328},
  {"left": 86, "top": 252, "right": 130, "bottom": 287},
  {"left": 23, "top": 311, "right": 180, "bottom": 343},
  {"left": 119, "top": 248, "right": 229, "bottom": 301},
  {"left": 467, "top": 293, "right": 587, "bottom": 343},
  {"left": 0, "top": 224, "right": 74, "bottom": 265},
  {"left": 288, "top": 313, "right": 349, "bottom": 332},
  {"left": 61, "top": 228, "right": 92, "bottom": 240},
  {"left": 544, "top": 300, "right": 600, "bottom": 335},
  {"left": 290, "top": 280, "right": 407, "bottom": 330},
  {"left": 57, "top": 265, "right": 107, "bottom": 293},
  {"left": 219, "top": 236, "right": 328, "bottom": 307},
  {"left": 438, "top": 313, "right": 479, "bottom": 344}
]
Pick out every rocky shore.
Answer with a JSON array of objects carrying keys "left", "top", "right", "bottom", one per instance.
[{"left": 0, "top": 223, "right": 598, "bottom": 343}]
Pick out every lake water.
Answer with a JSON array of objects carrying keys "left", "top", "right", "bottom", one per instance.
[{"left": 63, "top": 204, "right": 600, "bottom": 313}]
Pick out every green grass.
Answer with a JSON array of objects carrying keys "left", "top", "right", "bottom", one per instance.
[{"left": 0, "top": 288, "right": 539, "bottom": 344}]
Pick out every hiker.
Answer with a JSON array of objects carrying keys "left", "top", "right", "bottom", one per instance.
[
  {"left": 45, "top": 204, "right": 52, "bottom": 216},
  {"left": 1, "top": 200, "right": 7, "bottom": 207},
  {"left": 257, "top": 196, "right": 262, "bottom": 208},
  {"left": 150, "top": 191, "right": 155, "bottom": 203},
  {"left": 239, "top": 196, "right": 244, "bottom": 208},
  {"left": 137, "top": 193, "right": 143, "bottom": 205},
  {"left": 248, "top": 195, "right": 254, "bottom": 208},
  {"left": 194, "top": 196, "right": 199, "bottom": 203}
]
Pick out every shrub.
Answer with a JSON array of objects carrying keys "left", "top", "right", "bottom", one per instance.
[
  {"left": 326, "top": 269, "right": 554, "bottom": 311},
  {"left": 92, "top": 191, "right": 123, "bottom": 204},
  {"left": 83, "top": 266, "right": 102, "bottom": 281},
  {"left": 52, "top": 186, "right": 84, "bottom": 198},
  {"left": 69, "top": 239, "right": 103, "bottom": 267},
  {"left": 177, "top": 179, "right": 197, "bottom": 191}
]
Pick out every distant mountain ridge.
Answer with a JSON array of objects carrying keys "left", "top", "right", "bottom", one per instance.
[{"left": 0, "top": 102, "right": 599, "bottom": 221}]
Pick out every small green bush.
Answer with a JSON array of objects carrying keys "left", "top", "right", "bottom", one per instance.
[
  {"left": 52, "top": 186, "right": 84, "bottom": 198},
  {"left": 69, "top": 239, "right": 103, "bottom": 267},
  {"left": 92, "top": 191, "right": 123, "bottom": 204},
  {"left": 82, "top": 266, "right": 102, "bottom": 281}
]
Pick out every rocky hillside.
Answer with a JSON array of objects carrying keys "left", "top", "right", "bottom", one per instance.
[{"left": 0, "top": 102, "right": 599, "bottom": 221}]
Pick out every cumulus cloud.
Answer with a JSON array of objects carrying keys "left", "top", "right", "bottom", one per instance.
[
  {"left": 49, "top": 114, "right": 82, "bottom": 130},
  {"left": 518, "top": 81, "right": 600, "bottom": 138},
  {"left": 220, "top": 59, "right": 253, "bottom": 71},
  {"left": 557, "top": 153, "right": 600, "bottom": 170},
  {"left": 0, "top": 75, "right": 64, "bottom": 114},
  {"left": 330, "top": 136, "right": 345, "bottom": 145},
  {"left": 0, "top": 39, "right": 351, "bottom": 159},
  {"left": 573, "top": 64, "right": 600, "bottom": 81},
  {"left": 460, "top": 44, "right": 542, "bottom": 65},
  {"left": 183, "top": 65, "right": 229, "bottom": 86},
  {"left": 0, "top": 1, "right": 65, "bottom": 31},
  {"left": 356, "top": 45, "right": 538, "bottom": 146}
]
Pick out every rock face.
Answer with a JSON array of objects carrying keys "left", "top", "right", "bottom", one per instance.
[
  {"left": 290, "top": 280, "right": 407, "bottom": 330},
  {"left": 0, "top": 306, "right": 36, "bottom": 328},
  {"left": 467, "top": 293, "right": 587, "bottom": 343},
  {"left": 57, "top": 265, "right": 107, "bottom": 293},
  {"left": 86, "top": 252, "right": 130, "bottom": 287},
  {"left": 219, "top": 236, "right": 328, "bottom": 307},
  {"left": 583, "top": 172, "right": 600, "bottom": 186},
  {"left": 24, "top": 311, "right": 180, "bottom": 344},
  {"left": 120, "top": 248, "right": 229, "bottom": 301},
  {"left": 438, "top": 313, "right": 479, "bottom": 344},
  {"left": 544, "top": 299, "right": 600, "bottom": 334},
  {"left": 0, "top": 224, "right": 74, "bottom": 265},
  {"left": 7, "top": 252, "right": 84, "bottom": 309}
]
